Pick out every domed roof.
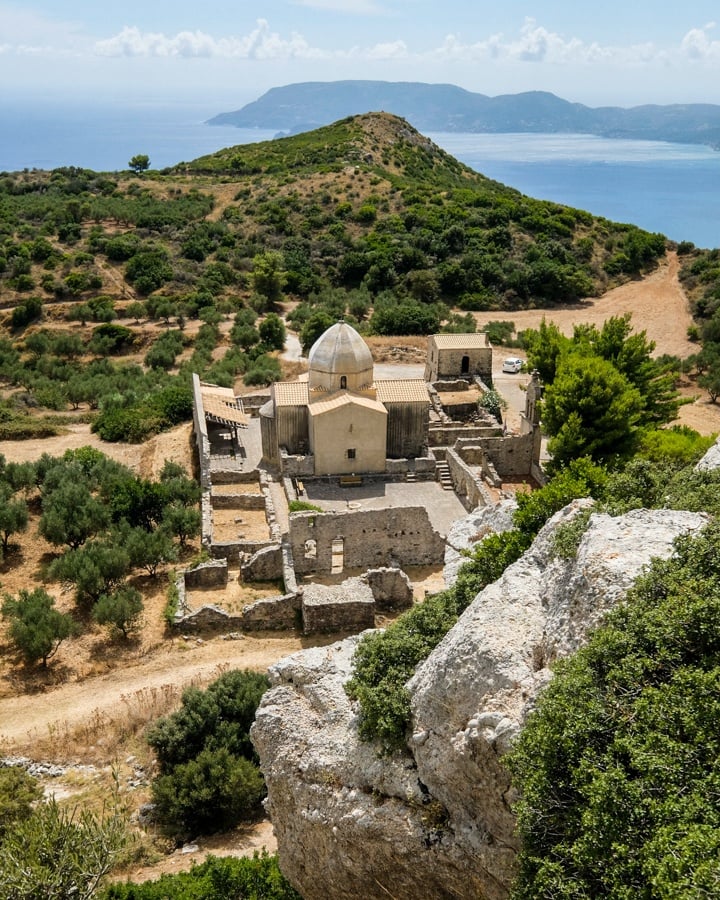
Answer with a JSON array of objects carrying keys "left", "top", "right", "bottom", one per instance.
[{"left": 308, "top": 322, "right": 373, "bottom": 377}]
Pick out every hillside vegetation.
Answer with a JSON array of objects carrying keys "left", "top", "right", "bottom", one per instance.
[{"left": 0, "top": 113, "right": 670, "bottom": 440}]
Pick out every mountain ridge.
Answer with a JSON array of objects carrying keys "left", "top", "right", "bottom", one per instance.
[{"left": 208, "top": 81, "right": 720, "bottom": 148}]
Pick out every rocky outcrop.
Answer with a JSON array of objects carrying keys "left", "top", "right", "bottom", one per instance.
[
  {"left": 696, "top": 434, "right": 720, "bottom": 471},
  {"left": 252, "top": 504, "right": 710, "bottom": 900},
  {"left": 443, "top": 498, "right": 516, "bottom": 585}
]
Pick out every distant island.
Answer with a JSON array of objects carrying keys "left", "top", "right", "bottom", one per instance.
[{"left": 208, "top": 81, "right": 720, "bottom": 148}]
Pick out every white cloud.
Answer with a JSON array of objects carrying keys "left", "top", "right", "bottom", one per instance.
[
  {"left": 57, "top": 16, "right": 720, "bottom": 74},
  {"left": 681, "top": 23, "right": 720, "bottom": 61},
  {"left": 94, "top": 20, "right": 322, "bottom": 60},
  {"left": 427, "top": 19, "right": 663, "bottom": 69}
]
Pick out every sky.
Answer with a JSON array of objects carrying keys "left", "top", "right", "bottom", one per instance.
[{"left": 3, "top": 1, "right": 720, "bottom": 113}]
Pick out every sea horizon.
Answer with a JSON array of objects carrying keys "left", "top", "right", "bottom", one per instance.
[{"left": 1, "top": 100, "right": 718, "bottom": 250}]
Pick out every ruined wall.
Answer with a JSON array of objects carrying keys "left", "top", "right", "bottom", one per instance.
[
  {"left": 241, "top": 543, "right": 284, "bottom": 582},
  {"left": 362, "top": 567, "right": 414, "bottom": 612},
  {"left": 184, "top": 559, "right": 228, "bottom": 589},
  {"left": 241, "top": 593, "right": 302, "bottom": 631},
  {"left": 302, "top": 579, "right": 375, "bottom": 634},
  {"left": 476, "top": 431, "right": 536, "bottom": 478},
  {"left": 210, "top": 492, "right": 265, "bottom": 510},
  {"left": 446, "top": 448, "right": 492, "bottom": 510},
  {"left": 428, "top": 424, "right": 502, "bottom": 446},
  {"left": 290, "top": 507, "right": 446, "bottom": 576},
  {"left": 279, "top": 450, "right": 315, "bottom": 479}
]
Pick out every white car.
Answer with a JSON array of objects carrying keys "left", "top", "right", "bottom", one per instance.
[{"left": 501, "top": 357, "right": 524, "bottom": 374}]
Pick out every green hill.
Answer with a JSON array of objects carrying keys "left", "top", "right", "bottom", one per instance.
[{"left": 0, "top": 112, "right": 671, "bottom": 439}]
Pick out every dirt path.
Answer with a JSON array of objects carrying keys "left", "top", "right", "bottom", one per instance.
[
  {"left": 0, "top": 634, "right": 306, "bottom": 748},
  {"left": 473, "top": 251, "right": 696, "bottom": 359}
]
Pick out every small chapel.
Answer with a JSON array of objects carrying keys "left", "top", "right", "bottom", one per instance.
[{"left": 259, "top": 321, "right": 430, "bottom": 475}]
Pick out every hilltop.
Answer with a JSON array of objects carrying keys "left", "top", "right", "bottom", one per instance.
[{"left": 209, "top": 81, "right": 720, "bottom": 148}]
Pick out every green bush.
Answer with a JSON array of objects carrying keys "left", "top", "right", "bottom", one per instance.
[
  {"left": 147, "top": 669, "right": 270, "bottom": 772},
  {"left": 288, "top": 500, "right": 322, "bottom": 513},
  {"left": 508, "top": 521, "right": 720, "bottom": 898},
  {"left": 151, "top": 748, "right": 265, "bottom": 839},
  {"left": 101, "top": 852, "right": 301, "bottom": 899},
  {"left": 1, "top": 588, "right": 79, "bottom": 667},
  {"left": 0, "top": 799, "right": 126, "bottom": 898},
  {"left": 0, "top": 767, "right": 42, "bottom": 838},
  {"left": 346, "top": 590, "right": 459, "bottom": 750},
  {"left": 11, "top": 296, "right": 43, "bottom": 329},
  {"left": 146, "top": 669, "right": 271, "bottom": 838}
]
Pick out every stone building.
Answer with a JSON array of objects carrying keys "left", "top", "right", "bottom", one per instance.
[
  {"left": 260, "top": 322, "right": 430, "bottom": 475},
  {"left": 424, "top": 332, "right": 492, "bottom": 382}
]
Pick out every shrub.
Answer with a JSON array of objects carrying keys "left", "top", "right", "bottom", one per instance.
[
  {"left": 508, "top": 521, "right": 720, "bottom": 898},
  {"left": 0, "top": 799, "right": 126, "bottom": 898},
  {"left": 146, "top": 669, "right": 270, "bottom": 838},
  {"left": 0, "top": 767, "right": 42, "bottom": 838},
  {"left": 11, "top": 296, "right": 43, "bottom": 329},
  {"left": 93, "top": 586, "right": 144, "bottom": 638},
  {"left": 147, "top": 669, "right": 270, "bottom": 772},
  {"left": 1, "top": 588, "right": 79, "bottom": 667},
  {"left": 151, "top": 748, "right": 265, "bottom": 839},
  {"left": 101, "top": 852, "right": 301, "bottom": 899},
  {"left": 288, "top": 500, "right": 323, "bottom": 513}
]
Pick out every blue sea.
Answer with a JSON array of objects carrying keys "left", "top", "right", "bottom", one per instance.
[{"left": 1, "top": 101, "right": 719, "bottom": 249}]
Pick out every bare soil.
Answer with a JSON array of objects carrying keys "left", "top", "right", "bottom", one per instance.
[
  {"left": 0, "top": 250, "right": 717, "bottom": 883},
  {"left": 474, "top": 251, "right": 720, "bottom": 436}
]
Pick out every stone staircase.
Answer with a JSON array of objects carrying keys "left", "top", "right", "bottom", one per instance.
[{"left": 435, "top": 461, "right": 454, "bottom": 491}]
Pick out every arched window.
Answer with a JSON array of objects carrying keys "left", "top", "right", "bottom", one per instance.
[
  {"left": 461, "top": 355, "right": 470, "bottom": 374},
  {"left": 340, "top": 375, "right": 347, "bottom": 389}
]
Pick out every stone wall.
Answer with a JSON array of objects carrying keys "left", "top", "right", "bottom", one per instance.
[
  {"left": 241, "top": 543, "right": 284, "bottom": 582},
  {"left": 242, "top": 592, "right": 302, "bottom": 631},
  {"left": 428, "top": 424, "right": 502, "bottom": 446},
  {"left": 210, "top": 492, "right": 265, "bottom": 510},
  {"left": 302, "top": 579, "right": 375, "bottom": 634},
  {"left": 362, "top": 567, "right": 414, "bottom": 612},
  {"left": 290, "top": 506, "right": 446, "bottom": 576},
  {"left": 210, "top": 469, "right": 262, "bottom": 485},
  {"left": 474, "top": 431, "right": 536, "bottom": 478},
  {"left": 184, "top": 559, "right": 228, "bottom": 589},
  {"left": 446, "top": 448, "right": 492, "bottom": 510},
  {"left": 279, "top": 450, "right": 315, "bottom": 479},
  {"left": 175, "top": 606, "right": 244, "bottom": 632}
]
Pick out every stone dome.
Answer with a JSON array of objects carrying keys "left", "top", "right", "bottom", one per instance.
[{"left": 308, "top": 322, "right": 374, "bottom": 392}]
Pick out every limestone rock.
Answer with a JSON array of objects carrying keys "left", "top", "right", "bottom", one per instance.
[
  {"left": 253, "top": 504, "right": 709, "bottom": 900},
  {"left": 443, "top": 498, "right": 517, "bottom": 586},
  {"left": 695, "top": 434, "right": 720, "bottom": 471}
]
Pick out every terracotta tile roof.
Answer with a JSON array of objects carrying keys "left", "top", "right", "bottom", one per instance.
[
  {"left": 308, "top": 392, "right": 386, "bottom": 416},
  {"left": 201, "top": 395, "right": 249, "bottom": 427},
  {"left": 274, "top": 382, "right": 309, "bottom": 406},
  {"left": 429, "top": 333, "right": 490, "bottom": 349},
  {"left": 375, "top": 379, "right": 431, "bottom": 403}
]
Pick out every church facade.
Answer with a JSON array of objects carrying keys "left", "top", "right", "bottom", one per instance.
[{"left": 260, "top": 322, "right": 430, "bottom": 476}]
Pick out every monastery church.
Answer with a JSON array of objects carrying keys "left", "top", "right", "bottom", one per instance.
[{"left": 260, "top": 322, "right": 431, "bottom": 475}]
